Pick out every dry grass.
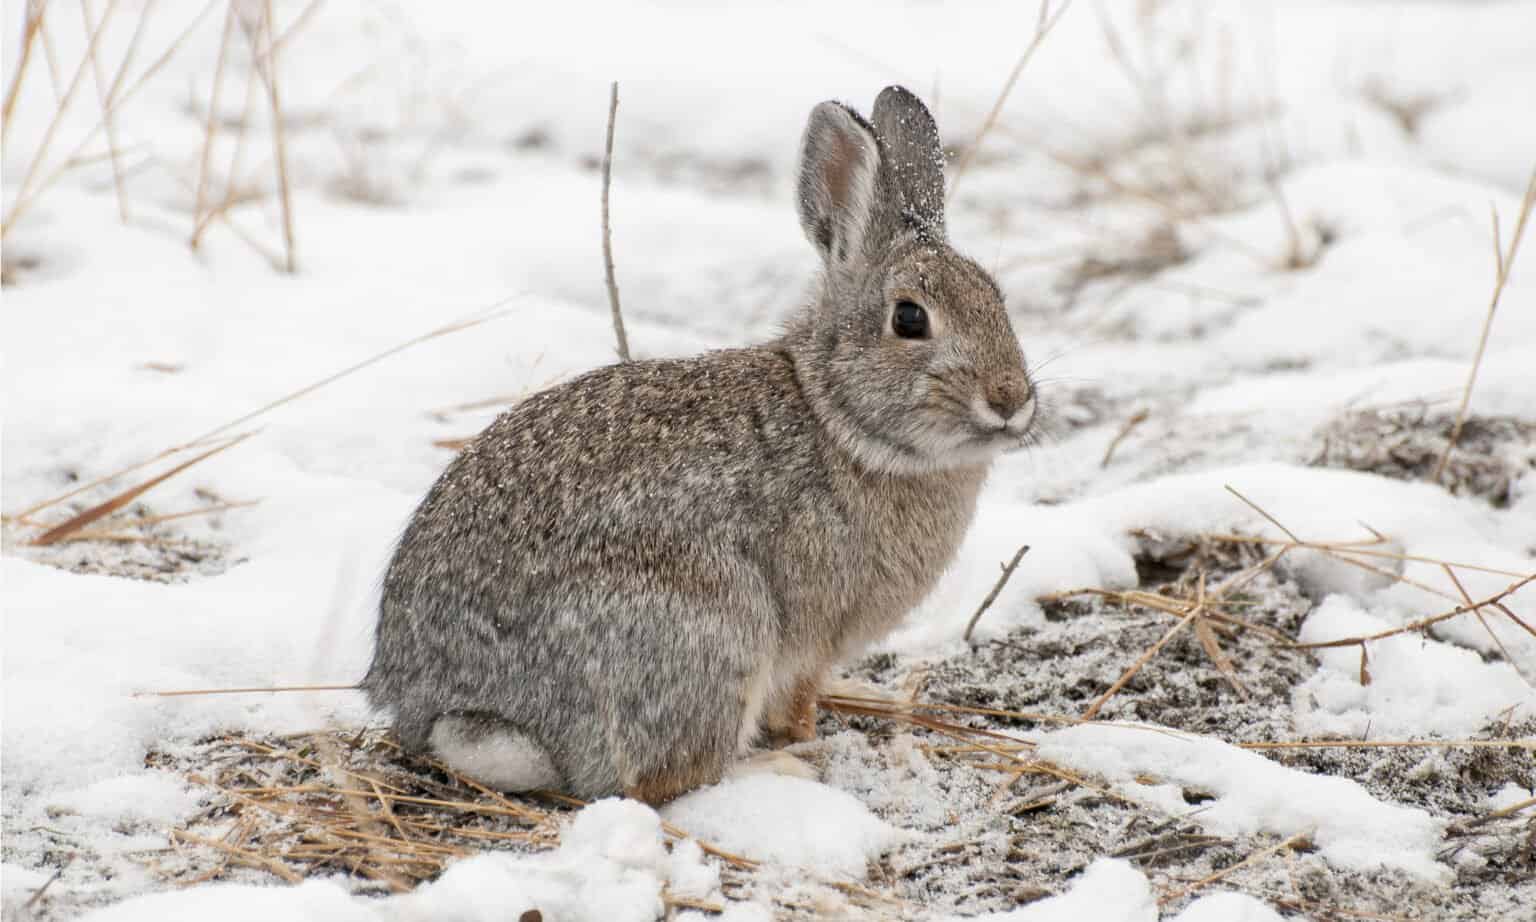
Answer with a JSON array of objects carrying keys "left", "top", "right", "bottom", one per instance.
[
  {"left": 947, "top": 0, "right": 1074, "bottom": 202},
  {"left": 1434, "top": 167, "right": 1536, "bottom": 483},
  {"left": 2, "top": 0, "right": 224, "bottom": 242},
  {"left": 0, "top": 0, "right": 321, "bottom": 272},
  {"left": 5, "top": 304, "right": 522, "bottom": 546}
]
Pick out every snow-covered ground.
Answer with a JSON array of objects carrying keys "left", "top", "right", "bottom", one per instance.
[{"left": 4, "top": 0, "right": 1534, "bottom": 919}]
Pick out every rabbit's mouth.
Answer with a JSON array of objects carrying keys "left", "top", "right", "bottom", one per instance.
[{"left": 963, "top": 393, "right": 1039, "bottom": 447}]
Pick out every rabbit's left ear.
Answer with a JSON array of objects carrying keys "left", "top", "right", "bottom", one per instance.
[
  {"left": 870, "top": 86, "right": 946, "bottom": 243},
  {"left": 798, "top": 101, "right": 882, "bottom": 267}
]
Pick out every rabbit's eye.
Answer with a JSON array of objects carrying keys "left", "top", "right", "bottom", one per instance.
[{"left": 892, "top": 301, "right": 929, "bottom": 339}]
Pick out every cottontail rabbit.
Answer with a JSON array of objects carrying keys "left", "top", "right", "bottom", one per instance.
[{"left": 364, "top": 86, "right": 1037, "bottom": 803}]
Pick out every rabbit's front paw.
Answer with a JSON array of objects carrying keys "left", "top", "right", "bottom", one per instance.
[{"left": 762, "top": 674, "right": 821, "bottom": 744}]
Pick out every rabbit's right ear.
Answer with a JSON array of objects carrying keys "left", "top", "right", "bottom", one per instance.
[{"left": 798, "top": 102, "right": 881, "bottom": 267}]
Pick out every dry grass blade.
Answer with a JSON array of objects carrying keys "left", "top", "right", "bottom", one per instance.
[
  {"left": 1435, "top": 166, "right": 1536, "bottom": 482},
  {"left": 1442, "top": 564, "right": 1532, "bottom": 685},
  {"left": 1158, "top": 831, "right": 1311, "bottom": 906},
  {"left": 1, "top": 0, "right": 123, "bottom": 238},
  {"left": 1223, "top": 484, "right": 1302, "bottom": 543},
  {"left": 171, "top": 830, "right": 303, "bottom": 884},
  {"left": 190, "top": 301, "right": 526, "bottom": 448},
  {"left": 5, "top": 300, "right": 522, "bottom": 525},
  {"left": 1205, "top": 533, "right": 1529, "bottom": 580},
  {"left": 190, "top": 0, "right": 237, "bottom": 248},
  {"left": 31, "top": 431, "right": 255, "bottom": 545},
  {"left": 963, "top": 543, "right": 1031, "bottom": 643},
  {"left": 947, "top": 0, "right": 1074, "bottom": 202},
  {"left": 134, "top": 683, "right": 359, "bottom": 698},
  {"left": 1238, "top": 738, "right": 1536, "bottom": 752},
  {"left": 1100, "top": 407, "right": 1149, "bottom": 467},
  {"left": 255, "top": 0, "right": 296, "bottom": 272},
  {"left": 1194, "top": 607, "right": 1250, "bottom": 700},
  {"left": 600, "top": 80, "right": 631, "bottom": 361},
  {"left": 2, "top": 1, "right": 48, "bottom": 137},
  {"left": 78, "top": 0, "right": 131, "bottom": 221},
  {"left": 1289, "top": 573, "right": 1536, "bottom": 651},
  {"left": 1452, "top": 794, "right": 1536, "bottom": 833},
  {"left": 5, "top": 0, "right": 207, "bottom": 239},
  {"left": 1082, "top": 573, "right": 1207, "bottom": 719}
]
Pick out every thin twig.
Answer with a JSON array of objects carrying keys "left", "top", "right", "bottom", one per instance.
[
  {"left": 1435, "top": 167, "right": 1536, "bottom": 481},
  {"left": 256, "top": 0, "right": 296, "bottom": 272},
  {"left": 1443, "top": 564, "right": 1532, "bottom": 686},
  {"left": 190, "top": 0, "right": 236, "bottom": 248},
  {"left": 4, "top": 0, "right": 187, "bottom": 239},
  {"left": 1100, "top": 407, "right": 1148, "bottom": 467},
  {"left": 1, "top": 1, "right": 47, "bottom": 138},
  {"left": 6, "top": 302, "right": 521, "bottom": 526},
  {"left": 1240, "top": 738, "right": 1536, "bottom": 752},
  {"left": 964, "top": 544, "right": 1031, "bottom": 643},
  {"left": 948, "top": 0, "right": 1073, "bottom": 202},
  {"left": 1083, "top": 573, "right": 1206, "bottom": 720},
  {"left": 134, "top": 683, "right": 359, "bottom": 698},
  {"left": 22, "top": 855, "right": 73, "bottom": 911},
  {"left": 600, "top": 81, "right": 631, "bottom": 361},
  {"left": 1, "top": 0, "right": 122, "bottom": 237},
  {"left": 1289, "top": 573, "right": 1536, "bottom": 651},
  {"left": 1224, "top": 484, "right": 1302, "bottom": 543},
  {"left": 1158, "top": 832, "right": 1312, "bottom": 906},
  {"left": 79, "top": 0, "right": 130, "bottom": 221}
]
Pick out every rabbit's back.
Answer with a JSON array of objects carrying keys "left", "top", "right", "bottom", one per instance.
[{"left": 367, "top": 346, "right": 827, "bottom": 790}]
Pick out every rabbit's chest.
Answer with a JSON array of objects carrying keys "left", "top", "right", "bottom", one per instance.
[{"left": 775, "top": 463, "right": 987, "bottom": 653}]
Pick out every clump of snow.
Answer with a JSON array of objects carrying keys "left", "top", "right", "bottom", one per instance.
[
  {"left": 43, "top": 772, "right": 201, "bottom": 834},
  {"left": 948, "top": 858, "right": 1155, "bottom": 922},
  {"left": 75, "top": 798, "right": 744, "bottom": 922},
  {"left": 661, "top": 773, "right": 904, "bottom": 877},
  {"left": 1487, "top": 783, "right": 1534, "bottom": 813},
  {"left": 1168, "top": 891, "right": 1287, "bottom": 922},
  {"left": 1295, "top": 595, "right": 1536, "bottom": 739},
  {"left": 1033, "top": 724, "right": 1449, "bottom": 881}
]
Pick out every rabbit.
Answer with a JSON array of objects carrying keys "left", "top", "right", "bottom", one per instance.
[{"left": 362, "top": 85, "right": 1038, "bottom": 804}]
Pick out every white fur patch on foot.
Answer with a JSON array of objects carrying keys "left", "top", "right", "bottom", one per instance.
[
  {"left": 729, "top": 749, "right": 818, "bottom": 782},
  {"left": 429, "top": 716, "right": 561, "bottom": 792}
]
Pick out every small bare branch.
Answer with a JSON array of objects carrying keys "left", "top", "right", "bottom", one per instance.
[
  {"left": 964, "top": 544, "right": 1032, "bottom": 643},
  {"left": 601, "top": 81, "right": 631, "bottom": 362}
]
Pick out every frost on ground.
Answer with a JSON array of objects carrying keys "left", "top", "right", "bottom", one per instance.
[{"left": 4, "top": 0, "right": 1536, "bottom": 919}]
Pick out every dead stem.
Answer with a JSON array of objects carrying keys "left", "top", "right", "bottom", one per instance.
[
  {"left": 600, "top": 80, "right": 631, "bottom": 361},
  {"left": 1435, "top": 168, "right": 1536, "bottom": 482},
  {"left": 963, "top": 543, "right": 1031, "bottom": 643},
  {"left": 948, "top": 0, "right": 1074, "bottom": 202}
]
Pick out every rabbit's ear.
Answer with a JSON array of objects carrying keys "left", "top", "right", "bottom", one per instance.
[
  {"left": 870, "top": 85, "right": 946, "bottom": 242},
  {"left": 798, "top": 101, "right": 881, "bottom": 266}
]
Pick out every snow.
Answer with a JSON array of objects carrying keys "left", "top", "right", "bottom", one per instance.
[
  {"left": 661, "top": 773, "right": 904, "bottom": 877},
  {"left": 948, "top": 858, "right": 1156, "bottom": 922},
  {"left": 74, "top": 799, "right": 731, "bottom": 922},
  {"left": 5, "top": 0, "right": 1536, "bottom": 917},
  {"left": 1296, "top": 594, "right": 1536, "bottom": 738},
  {"left": 1034, "top": 724, "right": 1448, "bottom": 880}
]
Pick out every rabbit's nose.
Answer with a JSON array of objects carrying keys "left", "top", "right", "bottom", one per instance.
[{"left": 985, "top": 374, "right": 1030, "bottom": 421}]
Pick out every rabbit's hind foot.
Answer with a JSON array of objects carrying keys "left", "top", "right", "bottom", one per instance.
[
  {"left": 729, "top": 749, "right": 819, "bottom": 782},
  {"left": 428, "top": 713, "right": 562, "bottom": 792}
]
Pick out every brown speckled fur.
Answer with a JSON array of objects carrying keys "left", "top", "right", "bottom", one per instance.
[{"left": 363, "top": 86, "right": 1037, "bottom": 800}]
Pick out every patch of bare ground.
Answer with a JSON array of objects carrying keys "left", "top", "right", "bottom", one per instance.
[
  {"left": 1, "top": 494, "right": 243, "bottom": 583},
  {"left": 826, "top": 534, "right": 1535, "bottom": 920},
  {"left": 1311, "top": 405, "right": 1536, "bottom": 507}
]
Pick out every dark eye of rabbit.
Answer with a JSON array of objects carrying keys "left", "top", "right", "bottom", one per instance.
[{"left": 892, "top": 301, "right": 929, "bottom": 339}]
